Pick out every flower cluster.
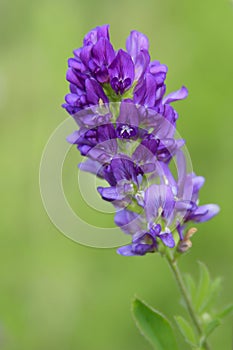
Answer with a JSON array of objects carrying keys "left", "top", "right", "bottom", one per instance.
[{"left": 63, "top": 25, "right": 219, "bottom": 256}]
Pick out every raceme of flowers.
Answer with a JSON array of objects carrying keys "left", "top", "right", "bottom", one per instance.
[{"left": 63, "top": 25, "right": 219, "bottom": 256}]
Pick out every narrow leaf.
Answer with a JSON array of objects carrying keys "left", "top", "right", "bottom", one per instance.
[
  {"left": 175, "top": 315, "right": 197, "bottom": 346},
  {"left": 217, "top": 304, "right": 233, "bottom": 319},
  {"left": 204, "top": 319, "right": 221, "bottom": 338},
  {"left": 201, "top": 277, "right": 222, "bottom": 312},
  {"left": 195, "top": 262, "right": 210, "bottom": 312},
  {"left": 132, "top": 298, "right": 178, "bottom": 350},
  {"left": 184, "top": 274, "right": 196, "bottom": 304}
]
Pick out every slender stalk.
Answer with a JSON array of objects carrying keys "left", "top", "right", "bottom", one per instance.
[{"left": 165, "top": 250, "right": 211, "bottom": 350}]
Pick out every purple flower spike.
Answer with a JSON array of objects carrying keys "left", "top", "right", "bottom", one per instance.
[
  {"left": 63, "top": 25, "right": 219, "bottom": 257},
  {"left": 109, "top": 50, "right": 135, "bottom": 95}
]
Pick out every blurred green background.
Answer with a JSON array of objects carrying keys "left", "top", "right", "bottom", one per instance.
[{"left": 1, "top": 0, "right": 233, "bottom": 349}]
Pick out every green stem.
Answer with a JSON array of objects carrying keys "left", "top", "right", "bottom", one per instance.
[{"left": 165, "top": 250, "right": 211, "bottom": 350}]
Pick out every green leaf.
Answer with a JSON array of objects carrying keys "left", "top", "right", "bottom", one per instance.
[
  {"left": 184, "top": 274, "right": 196, "bottom": 305},
  {"left": 195, "top": 262, "right": 211, "bottom": 312},
  {"left": 203, "top": 319, "right": 221, "bottom": 338},
  {"left": 175, "top": 315, "right": 198, "bottom": 347},
  {"left": 201, "top": 277, "right": 222, "bottom": 312},
  {"left": 217, "top": 304, "right": 233, "bottom": 319},
  {"left": 184, "top": 266, "right": 222, "bottom": 315},
  {"left": 132, "top": 298, "right": 178, "bottom": 350}
]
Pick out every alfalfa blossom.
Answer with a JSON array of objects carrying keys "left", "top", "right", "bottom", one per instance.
[
  {"left": 62, "top": 24, "right": 187, "bottom": 120},
  {"left": 63, "top": 25, "right": 219, "bottom": 257}
]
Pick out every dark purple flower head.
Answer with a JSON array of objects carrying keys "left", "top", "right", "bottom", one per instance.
[{"left": 63, "top": 25, "right": 188, "bottom": 125}]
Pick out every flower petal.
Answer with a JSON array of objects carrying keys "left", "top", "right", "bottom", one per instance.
[
  {"left": 114, "top": 210, "right": 144, "bottom": 235},
  {"left": 158, "top": 232, "right": 175, "bottom": 248},
  {"left": 126, "top": 30, "right": 149, "bottom": 61},
  {"left": 163, "top": 86, "right": 188, "bottom": 104},
  {"left": 145, "top": 184, "right": 175, "bottom": 223},
  {"left": 78, "top": 158, "right": 102, "bottom": 176},
  {"left": 66, "top": 130, "right": 80, "bottom": 144},
  {"left": 134, "top": 50, "right": 150, "bottom": 81},
  {"left": 83, "top": 25, "right": 110, "bottom": 46},
  {"left": 97, "top": 186, "right": 126, "bottom": 201},
  {"left": 149, "top": 61, "right": 168, "bottom": 85},
  {"left": 117, "top": 101, "right": 139, "bottom": 127},
  {"left": 109, "top": 49, "right": 135, "bottom": 94},
  {"left": 92, "top": 37, "right": 115, "bottom": 63},
  {"left": 85, "top": 78, "right": 108, "bottom": 105},
  {"left": 191, "top": 204, "right": 220, "bottom": 222},
  {"left": 66, "top": 68, "right": 84, "bottom": 88},
  {"left": 117, "top": 245, "right": 135, "bottom": 256},
  {"left": 134, "top": 73, "right": 157, "bottom": 108}
]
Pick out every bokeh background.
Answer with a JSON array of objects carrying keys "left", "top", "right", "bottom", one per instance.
[{"left": 1, "top": 0, "right": 233, "bottom": 349}]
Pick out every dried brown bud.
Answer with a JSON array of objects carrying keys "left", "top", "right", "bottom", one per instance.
[
  {"left": 177, "top": 239, "right": 192, "bottom": 253},
  {"left": 177, "top": 227, "right": 197, "bottom": 253},
  {"left": 185, "top": 227, "right": 197, "bottom": 240}
]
